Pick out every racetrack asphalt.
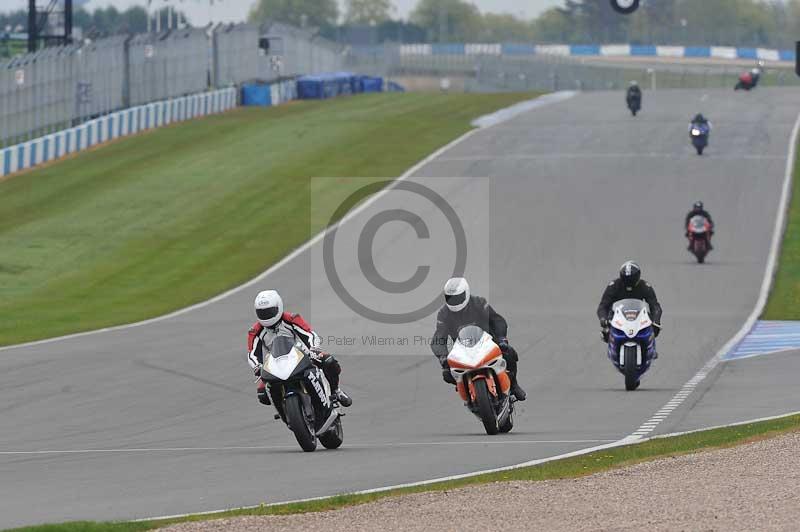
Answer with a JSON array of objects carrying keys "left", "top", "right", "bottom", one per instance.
[{"left": 1, "top": 88, "right": 799, "bottom": 528}]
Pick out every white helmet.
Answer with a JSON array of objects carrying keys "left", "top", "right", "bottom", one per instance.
[
  {"left": 254, "top": 290, "right": 284, "bottom": 327},
  {"left": 630, "top": 80, "right": 638, "bottom": 87},
  {"left": 443, "top": 277, "right": 470, "bottom": 312}
]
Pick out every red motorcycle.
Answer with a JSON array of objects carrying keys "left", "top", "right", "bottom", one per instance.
[{"left": 687, "top": 215, "right": 712, "bottom": 263}]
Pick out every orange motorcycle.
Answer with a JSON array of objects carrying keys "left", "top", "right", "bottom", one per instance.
[{"left": 446, "top": 326, "right": 514, "bottom": 435}]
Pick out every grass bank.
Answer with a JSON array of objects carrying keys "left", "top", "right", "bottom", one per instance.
[
  {"left": 7, "top": 413, "right": 800, "bottom": 531},
  {"left": 0, "top": 92, "right": 533, "bottom": 346},
  {"left": 764, "top": 130, "right": 800, "bottom": 319}
]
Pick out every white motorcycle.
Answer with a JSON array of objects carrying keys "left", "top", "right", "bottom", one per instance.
[
  {"left": 260, "top": 335, "right": 343, "bottom": 452},
  {"left": 606, "top": 299, "right": 657, "bottom": 391},
  {"left": 447, "top": 326, "right": 514, "bottom": 435}
]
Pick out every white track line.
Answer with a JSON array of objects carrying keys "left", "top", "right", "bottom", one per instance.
[
  {"left": 0, "top": 439, "right": 615, "bottom": 456},
  {"left": 626, "top": 111, "right": 800, "bottom": 441},
  {"left": 139, "top": 408, "right": 800, "bottom": 523},
  {"left": 436, "top": 153, "right": 785, "bottom": 162},
  {"left": 0, "top": 92, "right": 577, "bottom": 354}
]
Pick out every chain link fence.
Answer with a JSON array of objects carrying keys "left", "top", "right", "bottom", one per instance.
[
  {"left": 0, "top": 22, "right": 345, "bottom": 148},
  {"left": 257, "top": 22, "right": 345, "bottom": 82}
]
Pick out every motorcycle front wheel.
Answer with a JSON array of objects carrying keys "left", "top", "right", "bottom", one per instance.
[
  {"left": 623, "top": 345, "right": 640, "bottom": 391},
  {"left": 473, "top": 379, "right": 499, "bottom": 435},
  {"left": 285, "top": 394, "right": 317, "bottom": 452}
]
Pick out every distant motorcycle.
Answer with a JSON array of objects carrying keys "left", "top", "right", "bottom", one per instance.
[
  {"left": 735, "top": 69, "right": 761, "bottom": 91},
  {"left": 687, "top": 215, "right": 713, "bottom": 263},
  {"left": 627, "top": 93, "right": 641, "bottom": 116},
  {"left": 260, "top": 335, "right": 344, "bottom": 452},
  {"left": 606, "top": 299, "right": 657, "bottom": 391},
  {"left": 690, "top": 122, "right": 710, "bottom": 155},
  {"left": 447, "top": 325, "right": 514, "bottom": 435}
]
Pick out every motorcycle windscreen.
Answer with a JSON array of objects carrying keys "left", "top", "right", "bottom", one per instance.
[
  {"left": 612, "top": 298, "right": 649, "bottom": 321},
  {"left": 690, "top": 215, "right": 708, "bottom": 233},
  {"left": 456, "top": 325, "right": 484, "bottom": 348},
  {"left": 269, "top": 335, "right": 297, "bottom": 357}
]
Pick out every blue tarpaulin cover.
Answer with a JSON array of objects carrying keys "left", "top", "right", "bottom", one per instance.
[
  {"left": 241, "top": 83, "right": 272, "bottom": 106},
  {"left": 297, "top": 72, "right": 386, "bottom": 100}
]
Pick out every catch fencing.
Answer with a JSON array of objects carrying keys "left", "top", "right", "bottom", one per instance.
[{"left": 0, "top": 23, "right": 345, "bottom": 148}]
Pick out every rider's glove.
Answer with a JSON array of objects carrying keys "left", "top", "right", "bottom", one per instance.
[
  {"left": 600, "top": 319, "right": 610, "bottom": 343},
  {"left": 309, "top": 348, "right": 326, "bottom": 363},
  {"left": 653, "top": 323, "right": 662, "bottom": 337},
  {"left": 497, "top": 337, "right": 510, "bottom": 352},
  {"left": 442, "top": 368, "right": 456, "bottom": 385}
]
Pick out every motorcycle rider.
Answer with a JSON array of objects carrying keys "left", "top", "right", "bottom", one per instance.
[
  {"left": 597, "top": 261, "right": 663, "bottom": 353},
  {"left": 247, "top": 290, "right": 352, "bottom": 408},
  {"left": 431, "top": 277, "right": 527, "bottom": 401},
  {"left": 690, "top": 113, "right": 712, "bottom": 131},
  {"left": 685, "top": 201, "right": 715, "bottom": 250},
  {"left": 626, "top": 80, "right": 642, "bottom": 109}
]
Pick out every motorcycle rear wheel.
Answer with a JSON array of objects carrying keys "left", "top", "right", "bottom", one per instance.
[
  {"left": 473, "top": 379, "right": 499, "bottom": 435},
  {"left": 623, "top": 345, "right": 640, "bottom": 391},
  {"left": 285, "top": 395, "right": 317, "bottom": 452},
  {"left": 319, "top": 416, "right": 344, "bottom": 449}
]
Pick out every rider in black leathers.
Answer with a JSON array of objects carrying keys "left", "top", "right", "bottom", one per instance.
[
  {"left": 597, "top": 261, "right": 663, "bottom": 351},
  {"left": 626, "top": 81, "right": 642, "bottom": 111},
  {"left": 431, "top": 277, "right": 526, "bottom": 401},
  {"left": 685, "top": 201, "right": 715, "bottom": 250}
]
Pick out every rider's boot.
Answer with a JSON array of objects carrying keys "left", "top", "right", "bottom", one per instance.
[
  {"left": 334, "top": 389, "right": 352, "bottom": 407},
  {"left": 510, "top": 374, "right": 527, "bottom": 402},
  {"left": 256, "top": 379, "right": 271, "bottom": 405}
]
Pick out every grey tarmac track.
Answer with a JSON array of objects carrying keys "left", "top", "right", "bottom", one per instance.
[{"left": 1, "top": 88, "right": 800, "bottom": 529}]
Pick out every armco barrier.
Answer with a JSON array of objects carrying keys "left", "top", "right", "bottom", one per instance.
[
  {"left": 394, "top": 42, "right": 796, "bottom": 62},
  {"left": 0, "top": 87, "right": 236, "bottom": 178}
]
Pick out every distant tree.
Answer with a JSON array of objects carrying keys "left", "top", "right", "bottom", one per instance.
[
  {"left": 248, "top": 0, "right": 339, "bottom": 31},
  {"left": 345, "top": 0, "right": 395, "bottom": 25},
  {"left": 530, "top": 7, "right": 574, "bottom": 43},
  {"left": 410, "top": 0, "right": 482, "bottom": 42},
  {"left": 479, "top": 13, "right": 533, "bottom": 42}
]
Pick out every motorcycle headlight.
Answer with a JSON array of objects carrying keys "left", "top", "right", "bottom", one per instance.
[{"left": 691, "top": 128, "right": 701, "bottom": 136}]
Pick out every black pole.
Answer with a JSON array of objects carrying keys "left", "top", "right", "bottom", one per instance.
[
  {"left": 27, "top": 0, "right": 36, "bottom": 52},
  {"left": 64, "top": 0, "right": 73, "bottom": 45}
]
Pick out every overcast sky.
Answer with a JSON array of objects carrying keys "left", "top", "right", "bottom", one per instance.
[{"left": 5, "top": 0, "right": 566, "bottom": 26}]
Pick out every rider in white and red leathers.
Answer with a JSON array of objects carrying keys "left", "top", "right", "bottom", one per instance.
[{"left": 247, "top": 290, "right": 352, "bottom": 407}]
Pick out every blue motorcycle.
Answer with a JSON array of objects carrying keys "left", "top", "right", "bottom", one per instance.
[
  {"left": 606, "top": 299, "right": 657, "bottom": 391},
  {"left": 690, "top": 122, "right": 710, "bottom": 155}
]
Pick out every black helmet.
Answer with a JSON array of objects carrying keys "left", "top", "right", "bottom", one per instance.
[
  {"left": 693, "top": 113, "right": 705, "bottom": 122},
  {"left": 693, "top": 201, "right": 704, "bottom": 211},
  {"left": 619, "top": 261, "right": 641, "bottom": 291}
]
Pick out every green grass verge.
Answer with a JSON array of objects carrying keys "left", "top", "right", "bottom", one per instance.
[
  {"left": 7, "top": 413, "right": 800, "bottom": 532},
  {"left": 764, "top": 130, "right": 800, "bottom": 319},
  {"left": 0, "top": 92, "right": 535, "bottom": 346}
]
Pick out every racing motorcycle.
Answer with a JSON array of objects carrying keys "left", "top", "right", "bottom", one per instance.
[
  {"left": 260, "top": 335, "right": 343, "bottom": 452},
  {"left": 690, "top": 122, "right": 710, "bottom": 155},
  {"left": 687, "top": 215, "right": 712, "bottom": 263},
  {"left": 627, "top": 93, "right": 641, "bottom": 116},
  {"left": 606, "top": 299, "right": 657, "bottom": 391},
  {"left": 447, "top": 326, "right": 514, "bottom": 435}
]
